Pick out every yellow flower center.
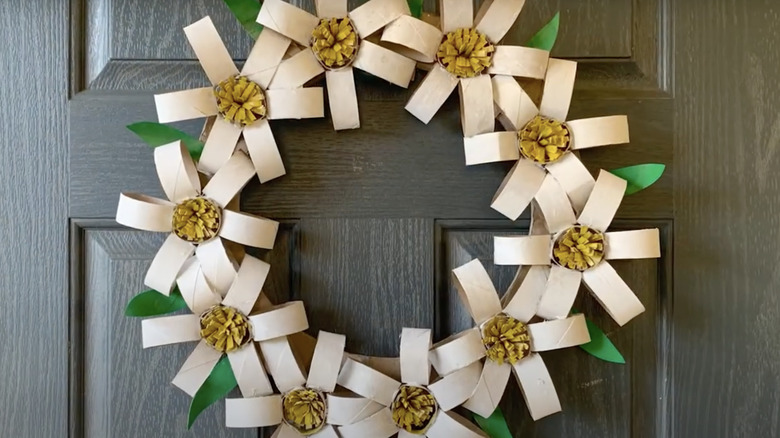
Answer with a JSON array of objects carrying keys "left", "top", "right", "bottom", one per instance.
[
  {"left": 171, "top": 197, "right": 221, "bottom": 244},
  {"left": 214, "top": 75, "right": 267, "bottom": 126},
  {"left": 436, "top": 27, "right": 495, "bottom": 78},
  {"left": 199, "top": 305, "right": 251, "bottom": 353},
  {"left": 553, "top": 225, "right": 605, "bottom": 271},
  {"left": 282, "top": 388, "right": 328, "bottom": 435},
  {"left": 311, "top": 17, "right": 359, "bottom": 69},
  {"left": 519, "top": 115, "right": 571, "bottom": 164},
  {"left": 481, "top": 314, "right": 531, "bottom": 365},
  {"left": 391, "top": 385, "right": 438, "bottom": 434}
]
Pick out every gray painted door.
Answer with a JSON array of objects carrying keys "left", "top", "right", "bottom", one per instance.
[{"left": 3, "top": 0, "right": 774, "bottom": 437}]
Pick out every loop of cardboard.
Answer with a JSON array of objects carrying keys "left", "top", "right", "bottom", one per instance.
[
  {"left": 345, "top": 355, "right": 401, "bottom": 381},
  {"left": 512, "top": 353, "right": 561, "bottom": 420},
  {"left": 257, "top": 0, "right": 320, "bottom": 47},
  {"left": 429, "top": 328, "right": 485, "bottom": 376},
  {"left": 220, "top": 209, "right": 279, "bottom": 249},
  {"left": 315, "top": 0, "right": 348, "bottom": 18},
  {"left": 605, "top": 229, "right": 661, "bottom": 260},
  {"left": 459, "top": 75, "right": 495, "bottom": 137},
  {"left": 154, "top": 141, "right": 200, "bottom": 203},
  {"left": 176, "top": 257, "right": 222, "bottom": 314},
  {"left": 380, "top": 15, "right": 442, "bottom": 62},
  {"left": 258, "top": 336, "right": 308, "bottom": 393},
  {"left": 337, "top": 358, "right": 400, "bottom": 406},
  {"left": 184, "top": 16, "right": 239, "bottom": 85},
  {"left": 225, "top": 394, "right": 283, "bottom": 428},
  {"left": 307, "top": 331, "right": 347, "bottom": 392},
  {"left": 221, "top": 254, "right": 269, "bottom": 315},
  {"left": 202, "top": 152, "right": 255, "bottom": 207},
  {"left": 569, "top": 115, "right": 630, "bottom": 151},
  {"left": 325, "top": 68, "right": 361, "bottom": 131},
  {"left": 463, "top": 131, "right": 519, "bottom": 166},
  {"left": 141, "top": 314, "right": 200, "bottom": 348},
  {"left": 171, "top": 339, "right": 222, "bottom": 396},
  {"left": 536, "top": 264, "right": 582, "bottom": 320},
  {"left": 539, "top": 58, "right": 577, "bottom": 121},
  {"left": 439, "top": 0, "right": 473, "bottom": 33},
  {"left": 268, "top": 49, "right": 324, "bottom": 90},
  {"left": 336, "top": 408, "right": 397, "bottom": 438},
  {"left": 494, "top": 235, "right": 551, "bottom": 266},
  {"left": 488, "top": 46, "right": 548, "bottom": 80},
  {"left": 195, "top": 239, "right": 238, "bottom": 297},
  {"left": 426, "top": 409, "right": 488, "bottom": 438},
  {"left": 405, "top": 64, "right": 459, "bottom": 124},
  {"left": 250, "top": 301, "right": 309, "bottom": 341},
  {"left": 306, "top": 425, "right": 339, "bottom": 438},
  {"left": 492, "top": 75, "right": 538, "bottom": 131},
  {"left": 198, "top": 117, "right": 243, "bottom": 176},
  {"left": 503, "top": 265, "right": 548, "bottom": 323},
  {"left": 582, "top": 260, "right": 645, "bottom": 326},
  {"left": 348, "top": 0, "right": 410, "bottom": 38},
  {"left": 490, "top": 158, "right": 546, "bottom": 220},
  {"left": 243, "top": 119, "right": 286, "bottom": 183},
  {"left": 452, "top": 259, "right": 502, "bottom": 324},
  {"left": 229, "top": 343, "right": 275, "bottom": 398},
  {"left": 462, "top": 359, "right": 511, "bottom": 418},
  {"left": 144, "top": 233, "right": 195, "bottom": 294},
  {"left": 529, "top": 314, "right": 590, "bottom": 352},
  {"left": 242, "top": 28, "right": 291, "bottom": 88},
  {"left": 155, "top": 87, "right": 218, "bottom": 123},
  {"left": 116, "top": 193, "right": 174, "bottom": 233},
  {"left": 577, "top": 170, "right": 627, "bottom": 232},
  {"left": 327, "top": 393, "right": 385, "bottom": 426},
  {"left": 545, "top": 152, "right": 595, "bottom": 214},
  {"left": 400, "top": 328, "right": 432, "bottom": 385},
  {"left": 474, "top": 0, "right": 525, "bottom": 43},
  {"left": 534, "top": 174, "right": 577, "bottom": 234},
  {"left": 428, "top": 360, "right": 482, "bottom": 411},
  {"left": 353, "top": 40, "right": 416, "bottom": 88},
  {"left": 266, "top": 88, "right": 325, "bottom": 120}
]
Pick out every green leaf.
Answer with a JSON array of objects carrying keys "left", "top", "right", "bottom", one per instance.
[
  {"left": 407, "top": 0, "right": 423, "bottom": 18},
  {"left": 124, "top": 288, "right": 188, "bottom": 317},
  {"left": 526, "top": 12, "right": 560, "bottom": 51},
  {"left": 188, "top": 355, "right": 236, "bottom": 428},
  {"left": 473, "top": 408, "right": 512, "bottom": 438},
  {"left": 572, "top": 308, "right": 625, "bottom": 364},
  {"left": 223, "top": 0, "right": 264, "bottom": 40},
  {"left": 126, "top": 122, "right": 204, "bottom": 160},
  {"left": 608, "top": 163, "right": 666, "bottom": 195}
]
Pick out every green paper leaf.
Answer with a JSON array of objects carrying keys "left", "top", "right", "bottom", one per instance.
[
  {"left": 572, "top": 308, "right": 625, "bottom": 364},
  {"left": 223, "top": 0, "right": 264, "bottom": 40},
  {"left": 526, "top": 12, "right": 560, "bottom": 51},
  {"left": 608, "top": 163, "right": 666, "bottom": 195},
  {"left": 407, "top": 0, "right": 423, "bottom": 18},
  {"left": 126, "top": 122, "right": 204, "bottom": 160},
  {"left": 473, "top": 408, "right": 512, "bottom": 438},
  {"left": 125, "top": 288, "right": 188, "bottom": 317},
  {"left": 188, "top": 355, "right": 236, "bottom": 428}
]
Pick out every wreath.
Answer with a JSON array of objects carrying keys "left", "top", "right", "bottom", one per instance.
[{"left": 115, "top": 0, "right": 666, "bottom": 436}]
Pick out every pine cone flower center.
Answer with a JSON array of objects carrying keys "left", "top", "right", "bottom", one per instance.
[
  {"left": 199, "top": 305, "right": 251, "bottom": 353},
  {"left": 481, "top": 314, "right": 531, "bottom": 365},
  {"left": 436, "top": 28, "right": 495, "bottom": 78},
  {"left": 519, "top": 115, "right": 572, "bottom": 164},
  {"left": 214, "top": 75, "right": 267, "bottom": 126},
  {"left": 282, "top": 388, "right": 327, "bottom": 435},
  {"left": 391, "top": 385, "right": 438, "bottom": 434},
  {"left": 171, "top": 197, "right": 221, "bottom": 244},
  {"left": 311, "top": 18, "right": 359, "bottom": 69},
  {"left": 553, "top": 225, "right": 605, "bottom": 271}
]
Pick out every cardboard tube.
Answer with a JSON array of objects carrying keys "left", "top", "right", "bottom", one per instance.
[
  {"left": 462, "top": 359, "right": 511, "bottom": 418},
  {"left": 353, "top": 40, "right": 416, "bottom": 88},
  {"left": 490, "top": 158, "right": 546, "bottom": 220},
  {"left": 605, "top": 229, "right": 661, "bottom": 260},
  {"left": 405, "top": 64, "right": 459, "bottom": 123},
  {"left": 258, "top": 337, "right": 308, "bottom": 392},
  {"left": 315, "top": 0, "right": 348, "bottom": 18},
  {"left": 348, "top": 0, "right": 410, "bottom": 38},
  {"left": 327, "top": 393, "right": 385, "bottom": 425},
  {"left": 250, "top": 301, "right": 309, "bottom": 341},
  {"left": 268, "top": 49, "right": 325, "bottom": 89},
  {"left": 380, "top": 15, "right": 442, "bottom": 62},
  {"left": 198, "top": 117, "right": 242, "bottom": 176},
  {"left": 337, "top": 408, "right": 397, "bottom": 438},
  {"left": 400, "top": 328, "right": 432, "bottom": 386},
  {"left": 492, "top": 75, "right": 537, "bottom": 131},
  {"left": 307, "top": 331, "right": 347, "bottom": 392},
  {"left": 529, "top": 314, "right": 590, "bottom": 351},
  {"left": 569, "top": 115, "right": 630, "bottom": 150},
  {"left": 325, "top": 68, "right": 361, "bottom": 130},
  {"left": 144, "top": 233, "right": 195, "bottom": 294},
  {"left": 474, "top": 0, "right": 525, "bottom": 43},
  {"left": 582, "top": 261, "right": 645, "bottom": 326},
  {"left": 184, "top": 16, "right": 239, "bottom": 85},
  {"left": 220, "top": 209, "right": 279, "bottom": 249},
  {"left": 493, "top": 235, "right": 551, "bottom": 266},
  {"left": 228, "top": 343, "right": 275, "bottom": 397},
  {"left": 194, "top": 239, "right": 238, "bottom": 297},
  {"left": 429, "top": 328, "right": 485, "bottom": 376},
  {"left": 539, "top": 58, "right": 577, "bottom": 121},
  {"left": 512, "top": 353, "right": 561, "bottom": 420},
  {"left": 243, "top": 119, "right": 286, "bottom": 183},
  {"left": 266, "top": 88, "right": 325, "bottom": 120},
  {"left": 337, "top": 358, "right": 400, "bottom": 406},
  {"left": 176, "top": 257, "right": 222, "bottom": 314},
  {"left": 439, "top": 0, "right": 473, "bottom": 33},
  {"left": 242, "top": 28, "right": 291, "bottom": 88},
  {"left": 426, "top": 410, "right": 488, "bottom": 438},
  {"left": 488, "top": 46, "right": 548, "bottom": 80},
  {"left": 155, "top": 87, "right": 218, "bottom": 123},
  {"left": 452, "top": 259, "right": 502, "bottom": 324},
  {"left": 257, "top": 0, "right": 320, "bottom": 47},
  {"left": 154, "top": 141, "right": 200, "bottom": 203},
  {"left": 459, "top": 75, "right": 494, "bottom": 137},
  {"left": 345, "top": 355, "right": 401, "bottom": 381},
  {"left": 503, "top": 265, "right": 548, "bottom": 323},
  {"left": 534, "top": 174, "right": 577, "bottom": 234},
  {"left": 428, "top": 361, "right": 482, "bottom": 411},
  {"left": 202, "top": 152, "right": 254, "bottom": 207},
  {"left": 116, "top": 193, "right": 174, "bottom": 232},
  {"left": 463, "top": 131, "right": 519, "bottom": 165},
  {"left": 536, "top": 265, "right": 582, "bottom": 320},
  {"left": 225, "top": 395, "right": 283, "bottom": 428},
  {"left": 545, "top": 152, "right": 595, "bottom": 214},
  {"left": 577, "top": 170, "right": 627, "bottom": 232},
  {"left": 141, "top": 314, "right": 200, "bottom": 348},
  {"left": 171, "top": 339, "right": 222, "bottom": 396},
  {"left": 221, "top": 255, "right": 269, "bottom": 315}
]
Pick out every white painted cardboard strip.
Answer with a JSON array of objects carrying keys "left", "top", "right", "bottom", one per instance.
[
  {"left": 464, "top": 131, "right": 519, "bottom": 165},
  {"left": 243, "top": 119, "right": 286, "bottom": 183},
  {"left": 353, "top": 40, "right": 416, "bottom": 88},
  {"left": 225, "top": 395, "right": 283, "bottom": 428},
  {"left": 257, "top": 0, "right": 320, "bottom": 47},
  {"left": 494, "top": 235, "right": 551, "bottom": 266},
  {"left": 258, "top": 336, "right": 308, "bottom": 393},
  {"left": 171, "top": 339, "right": 222, "bottom": 396},
  {"left": 492, "top": 75, "right": 538, "bottom": 131},
  {"left": 310, "top": 425, "right": 339, "bottom": 438},
  {"left": 202, "top": 152, "right": 254, "bottom": 207},
  {"left": 439, "top": 0, "right": 473, "bottom": 33},
  {"left": 462, "top": 359, "right": 511, "bottom": 418},
  {"left": 348, "top": 0, "right": 410, "bottom": 38},
  {"left": 536, "top": 264, "right": 582, "bottom": 320},
  {"left": 512, "top": 353, "right": 561, "bottom": 420},
  {"left": 427, "top": 410, "right": 488, "bottom": 438},
  {"left": 268, "top": 49, "right": 325, "bottom": 90},
  {"left": 605, "top": 229, "right": 661, "bottom": 260},
  {"left": 529, "top": 314, "right": 590, "bottom": 351},
  {"left": 539, "top": 58, "right": 577, "bottom": 121},
  {"left": 307, "top": 331, "right": 347, "bottom": 392},
  {"left": 428, "top": 360, "right": 482, "bottom": 411},
  {"left": 220, "top": 209, "right": 279, "bottom": 249},
  {"left": 242, "top": 28, "right": 291, "bottom": 88},
  {"left": 198, "top": 117, "right": 243, "bottom": 175},
  {"left": 488, "top": 46, "right": 548, "bottom": 79},
  {"left": 503, "top": 265, "right": 548, "bottom": 323},
  {"left": 154, "top": 141, "right": 200, "bottom": 203},
  {"left": 459, "top": 75, "right": 495, "bottom": 137},
  {"left": 336, "top": 408, "right": 397, "bottom": 438},
  {"left": 141, "top": 314, "right": 200, "bottom": 348},
  {"left": 452, "top": 259, "right": 502, "bottom": 324},
  {"left": 569, "top": 115, "right": 630, "bottom": 150},
  {"left": 155, "top": 87, "right": 218, "bottom": 123},
  {"left": 221, "top": 255, "right": 269, "bottom": 315},
  {"left": 176, "top": 257, "right": 222, "bottom": 314},
  {"left": 490, "top": 158, "right": 546, "bottom": 220},
  {"left": 429, "top": 328, "right": 485, "bottom": 376},
  {"left": 405, "top": 64, "right": 459, "bottom": 123},
  {"left": 474, "top": 0, "right": 525, "bottom": 43},
  {"left": 577, "top": 170, "right": 627, "bottom": 232},
  {"left": 116, "top": 193, "right": 174, "bottom": 232},
  {"left": 534, "top": 173, "right": 577, "bottom": 234},
  {"left": 144, "top": 233, "right": 195, "bottom": 294},
  {"left": 325, "top": 68, "right": 361, "bottom": 130},
  {"left": 250, "top": 301, "right": 309, "bottom": 341},
  {"left": 545, "top": 152, "right": 595, "bottom": 214},
  {"left": 582, "top": 261, "right": 645, "bottom": 326},
  {"left": 228, "top": 343, "right": 275, "bottom": 397},
  {"left": 400, "top": 328, "right": 432, "bottom": 386},
  {"left": 337, "top": 358, "right": 400, "bottom": 406},
  {"left": 315, "top": 0, "right": 348, "bottom": 18},
  {"left": 195, "top": 239, "right": 238, "bottom": 297},
  {"left": 184, "top": 16, "right": 239, "bottom": 85},
  {"left": 327, "top": 393, "right": 385, "bottom": 426},
  {"left": 266, "top": 88, "right": 325, "bottom": 120},
  {"left": 380, "top": 15, "right": 442, "bottom": 62}
]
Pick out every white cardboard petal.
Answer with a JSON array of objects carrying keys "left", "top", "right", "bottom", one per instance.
[
  {"left": 326, "top": 68, "right": 361, "bottom": 131},
  {"left": 268, "top": 49, "right": 325, "bottom": 89},
  {"left": 582, "top": 261, "right": 645, "bottom": 326},
  {"left": 220, "top": 209, "right": 279, "bottom": 249},
  {"left": 266, "top": 88, "right": 325, "bottom": 120},
  {"left": 307, "top": 331, "right": 347, "bottom": 392},
  {"left": 337, "top": 408, "right": 397, "bottom": 438},
  {"left": 474, "top": 0, "right": 525, "bottom": 43},
  {"left": 250, "top": 301, "right": 309, "bottom": 341},
  {"left": 577, "top": 170, "right": 627, "bottom": 231},
  {"left": 348, "top": 0, "right": 410, "bottom": 38},
  {"left": 144, "top": 233, "right": 195, "bottom": 294},
  {"left": 459, "top": 75, "right": 495, "bottom": 137},
  {"left": 198, "top": 117, "right": 242, "bottom": 175},
  {"left": 184, "top": 17, "right": 239, "bottom": 85},
  {"left": 463, "top": 131, "right": 519, "bottom": 165},
  {"left": 428, "top": 360, "right": 482, "bottom": 411},
  {"left": 176, "top": 257, "right": 222, "bottom": 314},
  {"left": 488, "top": 46, "right": 548, "bottom": 80},
  {"left": 171, "top": 340, "right": 222, "bottom": 396},
  {"left": 155, "top": 87, "right": 218, "bottom": 123},
  {"left": 452, "top": 259, "right": 502, "bottom": 324},
  {"left": 490, "top": 158, "right": 546, "bottom": 220},
  {"left": 405, "top": 64, "right": 459, "bottom": 124},
  {"left": 462, "top": 359, "right": 511, "bottom": 418},
  {"left": 539, "top": 58, "right": 577, "bottom": 121},
  {"left": 604, "top": 229, "right": 661, "bottom": 260},
  {"left": 534, "top": 174, "right": 577, "bottom": 234},
  {"left": 243, "top": 119, "right": 286, "bottom": 183},
  {"left": 242, "top": 28, "right": 291, "bottom": 88},
  {"left": 272, "top": 423, "right": 300, "bottom": 438},
  {"left": 429, "top": 328, "right": 485, "bottom": 377},
  {"left": 569, "top": 115, "right": 630, "bottom": 150},
  {"left": 439, "top": 0, "right": 473, "bottom": 33},
  {"left": 153, "top": 141, "right": 200, "bottom": 203},
  {"left": 116, "top": 193, "right": 174, "bottom": 232},
  {"left": 512, "top": 353, "right": 561, "bottom": 420},
  {"left": 194, "top": 239, "right": 238, "bottom": 297},
  {"left": 141, "top": 314, "right": 201, "bottom": 348},
  {"left": 315, "top": 0, "right": 348, "bottom": 18},
  {"left": 545, "top": 152, "right": 595, "bottom": 214},
  {"left": 380, "top": 15, "right": 442, "bottom": 63},
  {"left": 225, "top": 395, "right": 283, "bottom": 428},
  {"left": 494, "top": 234, "right": 551, "bottom": 266},
  {"left": 258, "top": 336, "right": 308, "bottom": 393},
  {"left": 310, "top": 425, "right": 339, "bottom": 438},
  {"left": 202, "top": 152, "right": 255, "bottom": 207},
  {"left": 492, "top": 75, "right": 538, "bottom": 131},
  {"left": 426, "top": 410, "right": 488, "bottom": 438},
  {"left": 503, "top": 265, "right": 548, "bottom": 323},
  {"left": 400, "top": 328, "right": 432, "bottom": 386},
  {"left": 257, "top": 0, "right": 320, "bottom": 47},
  {"left": 229, "top": 343, "right": 274, "bottom": 397},
  {"left": 353, "top": 40, "right": 416, "bottom": 88},
  {"left": 345, "top": 355, "right": 401, "bottom": 381},
  {"left": 337, "top": 358, "right": 400, "bottom": 406},
  {"left": 536, "top": 264, "right": 582, "bottom": 320},
  {"left": 529, "top": 314, "right": 590, "bottom": 351},
  {"left": 327, "top": 393, "right": 385, "bottom": 426},
  {"left": 221, "top": 254, "right": 270, "bottom": 315}
]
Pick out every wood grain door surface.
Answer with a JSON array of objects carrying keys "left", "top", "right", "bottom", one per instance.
[{"left": 2, "top": 0, "right": 776, "bottom": 437}]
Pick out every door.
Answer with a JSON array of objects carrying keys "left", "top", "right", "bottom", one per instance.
[{"left": 2, "top": 0, "right": 771, "bottom": 437}]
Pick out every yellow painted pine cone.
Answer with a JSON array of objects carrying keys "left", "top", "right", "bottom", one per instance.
[
  {"left": 391, "top": 385, "right": 437, "bottom": 434},
  {"left": 436, "top": 27, "right": 495, "bottom": 78},
  {"left": 553, "top": 225, "right": 605, "bottom": 271},
  {"left": 482, "top": 314, "right": 531, "bottom": 365},
  {"left": 283, "top": 388, "right": 327, "bottom": 435},
  {"left": 214, "top": 75, "right": 267, "bottom": 126},
  {"left": 311, "top": 18, "right": 358, "bottom": 69},
  {"left": 199, "top": 305, "right": 250, "bottom": 353},
  {"left": 519, "top": 115, "right": 571, "bottom": 164},
  {"left": 172, "top": 197, "right": 221, "bottom": 243}
]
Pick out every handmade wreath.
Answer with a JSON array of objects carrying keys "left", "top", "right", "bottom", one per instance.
[{"left": 116, "top": 1, "right": 666, "bottom": 436}]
